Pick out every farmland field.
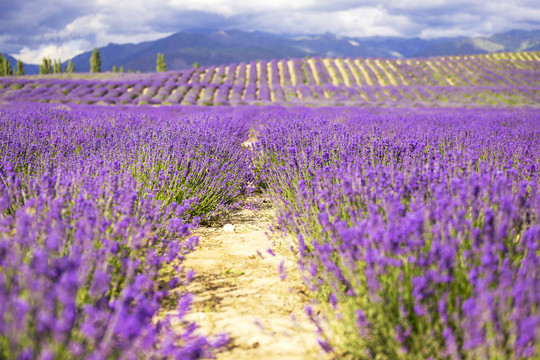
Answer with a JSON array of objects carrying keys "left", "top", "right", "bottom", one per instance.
[
  {"left": 0, "top": 52, "right": 539, "bottom": 107},
  {"left": 1, "top": 52, "right": 540, "bottom": 359}
]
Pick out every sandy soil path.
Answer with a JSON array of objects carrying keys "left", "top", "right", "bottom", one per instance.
[{"left": 163, "top": 197, "right": 327, "bottom": 359}]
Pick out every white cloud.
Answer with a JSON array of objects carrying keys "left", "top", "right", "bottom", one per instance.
[
  {"left": 484, "top": 2, "right": 540, "bottom": 22},
  {"left": 3, "top": 0, "right": 540, "bottom": 63},
  {"left": 167, "top": 0, "right": 319, "bottom": 16},
  {"left": 59, "top": 14, "right": 108, "bottom": 38},
  {"left": 15, "top": 10, "right": 173, "bottom": 63},
  {"left": 13, "top": 40, "right": 88, "bottom": 64},
  {"left": 247, "top": 7, "right": 413, "bottom": 37}
]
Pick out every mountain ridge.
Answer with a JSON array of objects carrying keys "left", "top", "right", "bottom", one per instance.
[{"left": 3, "top": 29, "right": 540, "bottom": 74}]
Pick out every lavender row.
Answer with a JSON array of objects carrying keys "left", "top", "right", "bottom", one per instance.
[
  {"left": 2, "top": 80, "right": 539, "bottom": 107},
  {"left": 0, "top": 104, "right": 252, "bottom": 359},
  {"left": 253, "top": 107, "right": 540, "bottom": 358}
]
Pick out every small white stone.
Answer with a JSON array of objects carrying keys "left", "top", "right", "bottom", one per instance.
[{"left": 223, "top": 224, "right": 235, "bottom": 232}]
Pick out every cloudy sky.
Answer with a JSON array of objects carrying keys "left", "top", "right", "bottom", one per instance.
[{"left": 1, "top": 0, "right": 540, "bottom": 64}]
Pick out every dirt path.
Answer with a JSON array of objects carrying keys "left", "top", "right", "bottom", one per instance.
[{"left": 164, "top": 197, "right": 326, "bottom": 359}]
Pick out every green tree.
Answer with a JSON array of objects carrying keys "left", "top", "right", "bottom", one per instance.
[
  {"left": 66, "top": 59, "right": 75, "bottom": 73},
  {"left": 0, "top": 54, "right": 12, "bottom": 76},
  {"left": 112, "top": 65, "right": 118, "bottom": 73},
  {"left": 39, "top": 57, "right": 52, "bottom": 74},
  {"left": 119, "top": 66, "right": 124, "bottom": 73},
  {"left": 90, "top": 48, "right": 101, "bottom": 73},
  {"left": 53, "top": 59, "right": 62, "bottom": 74},
  {"left": 193, "top": 62, "right": 200, "bottom": 70},
  {"left": 15, "top": 59, "right": 24, "bottom": 76},
  {"left": 156, "top": 53, "right": 167, "bottom": 72}
]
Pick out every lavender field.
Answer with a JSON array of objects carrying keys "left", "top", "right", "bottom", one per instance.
[
  {"left": 1, "top": 55, "right": 540, "bottom": 359},
  {"left": 0, "top": 52, "right": 539, "bottom": 108}
]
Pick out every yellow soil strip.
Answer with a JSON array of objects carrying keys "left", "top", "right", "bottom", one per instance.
[
  {"left": 408, "top": 88, "right": 423, "bottom": 102},
  {"left": 334, "top": 59, "right": 351, "bottom": 86},
  {"left": 436, "top": 60, "right": 466, "bottom": 86},
  {"left": 323, "top": 59, "right": 339, "bottom": 86},
  {"left": 480, "top": 58, "right": 521, "bottom": 86},
  {"left": 344, "top": 59, "right": 362, "bottom": 86},
  {"left": 256, "top": 62, "right": 261, "bottom": 100},
  {"left": 209, "top": 68, "right": 218, "bottom": 84},
  {"left": 445, "top": 60, "right": 473, "bottom": 86},
  {"left": 212, "top": 86, "right": 218, "bottom": 104},
  {"left": 235, "top": 65, "right": 241, "bottom": 85},
  {"left": 354, "top": 59, "right": 374, "bottom": 86},
  {"left": 425, "top": 60, "right": 453, "bottom": 86},
  {"left": 465, "top": 58, "right": 499, "bottom": 86},
  {"left": 521, "top": 52, "right": 533, "bottom": 61},
  {"left": 296, "top": 87, "right": 303, "bottom": 100},
  {"left": 288, "top": 60, "right": 297, "bottom": 87},
  {"left": 268, "top": 62, "right": 275, "bottom": 102},
  {"left": 364, "top": 59, "right": 386, "bottom": 86},
  {"left": 530, "top": 52, "right": 540, "bottom": 61},
  {"left": 307, "top": 59, "right": 321, "bottom": 85},
  {"left": 277, "top": 61, "right": 286, "bottom": 89},
  {"left": 227, "top": 86, "right": 233, "bottom": 103},
  {"left": 185, "top": 69, "right": 196, "bottom": 84},
  {"left": 374, "top": 59, "right": 397, "bottom": 86},
  {"left": 165, "top": 202, "right": 325, "bottom": 360},
  {"left": 224, "top": 66, "right": 230, "bottom": 83},
  {"left": 385, "top": 60, "right": 408, "bottom": 86},
  {"left": 444, "top": 60, "right": 476, "bottom": 86},
  {"left": 246, "top": 64, "right": 252, "bottom": 84}
]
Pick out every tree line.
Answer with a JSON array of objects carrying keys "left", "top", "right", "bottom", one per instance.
[
  {"left": 0, "top": 53, "right": 24, "bottom": 76},
  {"left": 0, "top": 48, "right": 170, "bottom": 76}
]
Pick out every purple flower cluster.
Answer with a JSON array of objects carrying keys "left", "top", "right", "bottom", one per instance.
[
  {"left": 253, "top": 106, "right": 540, "bottom": 358},
  {"left": 0, "top": 104, "right": 252, "bottom": 358}
]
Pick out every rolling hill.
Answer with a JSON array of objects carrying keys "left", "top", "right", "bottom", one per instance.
[{"left": 1, "top": 51, "right": 538, "bottom": 108}]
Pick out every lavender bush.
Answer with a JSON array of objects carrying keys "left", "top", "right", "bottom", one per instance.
[
  {"left": 254, "top": 107, "right": 540, "bottom": 359},
  {"left": 0, "top": 104, "right": 251, "bottom": 358}
]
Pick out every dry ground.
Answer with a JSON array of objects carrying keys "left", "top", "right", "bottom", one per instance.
[{"left": 162, "top": 197, "right": 328, "bottom": 359}]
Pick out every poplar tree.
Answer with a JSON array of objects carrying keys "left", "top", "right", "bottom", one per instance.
[
  {"left": 156, "top": 53, "right": 167, "bottom": 72},
  {"left": 15, "top": 59, "right": 24, "bottom": 76},
  {"left": 90, "top": 48, "right": 101, "bottom": 73},
  {"left": 112, "top": 65, "right": 118, "bottom": 73},
  {"left": 119, "top": 66, "right": 124, "bottom": 73},
  {"left": 53, "top": 59, "right": 62, "bottom": 74},
  {"left": 66, "top": 59, "right": 75, "bottom": 73},
  {"left": 0, "top": 54, "right": 12, "bottom": 76},
  {"left": 39, "top": 57, "right": 52, "bottom": 74}
]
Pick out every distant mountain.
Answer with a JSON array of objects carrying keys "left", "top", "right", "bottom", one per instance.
[
  {"left": 3, "top": 29, "right": 540, "bottom": 74},
  {"left": 67, "top": 30, "right": 440, "bottom": 72},
  {"left": 417, "top": 29, "right": 540, "bottom": 56}
]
